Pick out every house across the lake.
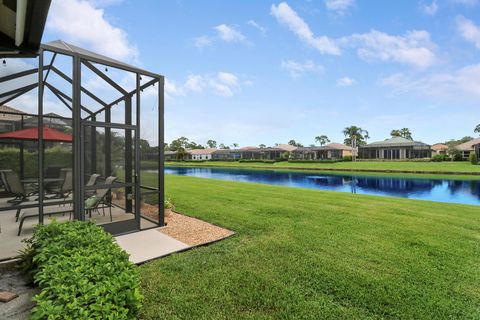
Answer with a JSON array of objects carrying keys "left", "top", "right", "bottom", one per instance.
[
  {"left": 358, "top": 137, "right": 432, "bottom": 160},
  {"left": 454, "top": 138, "right": 480, "bottom": 160},
  {"left": 189, "top": 148, "right": 217, "bottom": 160},
  {"left": 291, "top": 143, "right": 354, "bottom": 160},
  {"left": 432, "top": 143, "right": 448, "bottom": 155}
]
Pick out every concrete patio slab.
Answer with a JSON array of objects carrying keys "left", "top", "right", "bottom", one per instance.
[{"left": 115, "top": 228, "right": 190, "bottom": 264}]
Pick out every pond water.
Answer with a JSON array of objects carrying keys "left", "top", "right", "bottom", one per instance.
[{"left": 164, "top": 166, "right": 480, "bottom": 206}]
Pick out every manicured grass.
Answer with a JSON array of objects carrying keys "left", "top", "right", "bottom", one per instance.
[
  {"left": 140, "top": 174, "right": 480, "bottom": 319},
  {"left": 165, "top": 160, "right": 480, "bottom": 175}
]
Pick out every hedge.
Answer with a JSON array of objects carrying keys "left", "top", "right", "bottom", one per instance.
[
  {"left": 238, "top": 159, "right": 276, "bottom": 164},
  {"left": 20, "top": 220, "right": 142, "bottom": 320},
  {"left": 288, "top": 159, "right": 338, "bottom": 164},
  {"left": 0, "top": 146, "right": 72, "bottom": 176}
]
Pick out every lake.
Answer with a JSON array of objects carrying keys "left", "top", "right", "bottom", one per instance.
[{"left": 164, "top": 166, "right": 480, "bottom": 206}]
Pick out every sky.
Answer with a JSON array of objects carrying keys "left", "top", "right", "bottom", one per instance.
[{"left": 5, "top": 0, "right": 480, "bottom": 147}]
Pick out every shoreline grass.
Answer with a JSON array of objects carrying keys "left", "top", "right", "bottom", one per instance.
[
  {"left": 161, "top": 160, "right": 480, "bottom": 176},
  {"left": 140, "top": 175, "right": 480, "bottom": 319}
]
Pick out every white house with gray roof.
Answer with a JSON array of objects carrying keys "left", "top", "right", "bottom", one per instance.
[{"left": 358, "top": 137, "right": 432, "bottom": 160}]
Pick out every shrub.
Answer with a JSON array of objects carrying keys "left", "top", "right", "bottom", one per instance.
[
  {"left": 288, "top": 160, "right": 338, "bottom": 164},
  {"left": 431, "top": 154, "right": 444, "bottom": 162},
  {"left": 20, "top": 220, "right": 142, "bottom": 320},
  {"left": 238, "top": 159, "right": 276, "bottom": 164},
  {"left": 342, "top": 155, "right": 352, "bottom": 162},
  {"left": 469, "top": 152, "right": 478, "bottom": 165}
]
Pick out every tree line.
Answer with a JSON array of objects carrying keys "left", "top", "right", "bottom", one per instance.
[{"left": 164, "top": 124, "right": 480, "bottom": 151}]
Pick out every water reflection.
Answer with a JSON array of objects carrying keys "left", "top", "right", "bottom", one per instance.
[{"left": 164, "top": 167, "right": 480, "bottom": 206}]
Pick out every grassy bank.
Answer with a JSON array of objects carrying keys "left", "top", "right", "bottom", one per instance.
[
  {"left": 140, "top": 175, "right": 480, "bottom": 319},
  {"left": 164, "top": 160, "right": 480, "bottom": 175}
]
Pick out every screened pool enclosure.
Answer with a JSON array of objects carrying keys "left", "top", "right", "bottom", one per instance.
[{"left": 0, "top": 40, "right": 165, "bottom": 245}]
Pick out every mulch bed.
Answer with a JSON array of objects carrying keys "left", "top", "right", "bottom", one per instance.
[
  {"left": 112, "top": 201, "right": 234, "bottom": 246},
  {"left": 159, "top": 211, "right": 234, "bottom": 246}
]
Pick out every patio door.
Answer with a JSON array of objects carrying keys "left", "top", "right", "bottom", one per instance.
[{"left": 80, "top": 120, "right": 140, "bottom": 235}]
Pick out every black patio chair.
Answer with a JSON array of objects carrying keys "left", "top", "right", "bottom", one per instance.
[
  {"left": 4, "top": 171, "right": 29, "bottom": 204},
  {"left": 46, "top": 169, "right": 73, "bottom": 200},
  {"left": 86, "top": 176, "right": 117, "bottom": 222}
]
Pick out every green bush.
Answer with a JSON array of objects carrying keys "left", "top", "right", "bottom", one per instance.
[
  {"left": 288, "top": 160, "right": 338, "bottom": 164},
  {"left": 20, "top": 220, "right": 142, "bottom": 320},
  {"left": 431, "top": 154, "right": 445, "bottom": 162},
  {"left": 342, "top": 155, "right": 353, "bottom": 161},
  {"left": 469, "top": 152, "right": 478, "bottom": 165},
  {"left": 238, "top": 159, "right": 276, "bottom": 163},
  {"left": 0, "top": 146, "right": 72, "bottom": 176}
]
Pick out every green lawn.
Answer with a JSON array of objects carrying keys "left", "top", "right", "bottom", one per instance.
[
  {"left": 165, "top": 160, "right": 480, "bottom": 175},
  {"left": 140, "top": 174, "right": 480, "bottom": 319}
]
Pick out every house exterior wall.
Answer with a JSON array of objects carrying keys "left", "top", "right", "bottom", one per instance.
[
  {"left": 191, "top": 154, "right": 212, "bottom": 160},
  {"left": 359, "top": 147, "right": 431, "bottom": 160}
]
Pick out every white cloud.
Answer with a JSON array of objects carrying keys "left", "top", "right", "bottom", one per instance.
[
  {"left": 270, "top": 2, "right": 341, "bottom": 55},
  {"left": 184, "top": 74, "right": 205, "bottom": 92},
  {"left": 208, "top": 72, "right": 240, "bottom": 97},
  {"left": 165, "top": 79, "right": 185, "bottom": 99},
  {"left": 345, "top": 29, "right": 437, "bottom": 68},
  {"left": 281, "top": 60, "right": 323, "bottom": 78},
  {"left": 456, "top": 15, "right": 480, "bottom": 49},
  {"left": 247, "top": 20, "right": 266, "bottom": 35},
  {"left": 194, "top": 36, "right": 213, "bottom": 49},
  {"left": 420, "top": 0, "right": 438, "bottom": 15},
  {"left": 325, "top": 0, "right": 355, "bottom": 14},
  {"left": 453, "top": 0, "right": 478, "bottom": 6},
  {"left": 380, "top": 63, "right": 480, "bottom": 100},
  {"left": 167, "top": 72, "right": 247, "bottom": 98},
  {"left": 47, "top": 0, "right": 138, "bottom": 61},
  {"left": 214, "top": 24, "right": 247, "bottom": 43},
  {"left": 270, "top": 2, "right": 436, "bottom": 68},
  {"left": 337, "top": 76, "right": 356, "bottom": 86}
]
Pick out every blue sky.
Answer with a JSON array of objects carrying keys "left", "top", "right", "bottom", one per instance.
[{"left": 19, "top": 0, "right": 480, "bottom": 146}]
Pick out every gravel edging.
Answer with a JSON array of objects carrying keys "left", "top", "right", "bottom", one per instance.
[{"left": 158, "top": 211, "right": 235, "bottom": 247}]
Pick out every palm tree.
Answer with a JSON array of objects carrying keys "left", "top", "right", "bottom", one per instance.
[
  {"left": 259, "top": 144, "right": 266, "bottom": 148},
  {"left": 343, "top": 126, "right": 369, "bottom": 161},
  {"left": 391, "top": 128, "right": 413, "bottom": 140},
  {"left": 232, "top": 143, "right": 239, "bottom": 149},
  {"left": 474, "top": 124, "right": 480, "bottom": 136},
  {"left": 315, "top": 135, "right": 330, "bottom": 146}
]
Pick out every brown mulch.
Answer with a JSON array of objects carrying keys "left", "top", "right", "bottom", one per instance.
[
  {"left": 159, "top": 211, "right": 234, "bottom": 246},
  {"left": 115, "top": 200, "right": 235, "bottom": 246}
]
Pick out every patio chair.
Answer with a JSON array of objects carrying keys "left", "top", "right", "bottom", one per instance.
[
  {"left": 47, "top": 169, "right": 73, "bottom": 200},
  {"left": 84, "top": 173, "right": 100, "bottom": 197},
  {"left": 0, "top": 169, "right": 13, "bottom": 194},
  {"left": 85, "top": 176, "right": 117, "bottom": 222},
  {"left": 44, "top": 165, "right": 64, "bottom": 193},
  {"left": 4, "top": 171, "right": 29, "bottom": 204}
]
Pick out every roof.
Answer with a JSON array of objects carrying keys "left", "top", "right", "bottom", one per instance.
[
  {"left": 432, "top": 143, "right": 448, "bottom": 151},
  {"left": 324, "top": 143, "right": 353, "bottom": 151},
  {"left": 361, "top": 137, "right": 431, "bottom": 149},
  {"left": 189, "top": 148, "right": 217, "bottom": 155},
  {"left": 0, "top": 127, "right": 72, "bottom": 142},
  {"left": 293, "top": 143, "right": 353, "bottom": 152},
  {"left": 240, "top": 146, "right": 257, "bottom": 150},
  {"left": 246, "top": 147, "right": 284, "bottom": 152},
  {"left": 0, "top": 105, "right": 25, "bottom": 121},
  {"left": 41, "top": 40, "right": 161, "bottom": 78},
  {"left": 455, "top": 138, "right": 480, "bottom": 151},
  {"left": 276, "top": 144, "right": 297, "bottom": 152},
  {"left": 213, "top": 149, "right": 240, "bottom": 154},
  {"left": 0, "top": 0, "right": 52, "bottom": 57}
]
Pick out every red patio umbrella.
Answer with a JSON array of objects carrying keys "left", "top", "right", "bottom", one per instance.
[{"left": 0, "top": 127, "right": 73, "bottom": 142}]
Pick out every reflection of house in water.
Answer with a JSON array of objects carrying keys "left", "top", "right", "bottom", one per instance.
[
  {"left": 354, "top": 177, "right": 438, "bottom": 196},
  {"left": 447, "top": 180, "right": 480, "bottom": 199}
]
